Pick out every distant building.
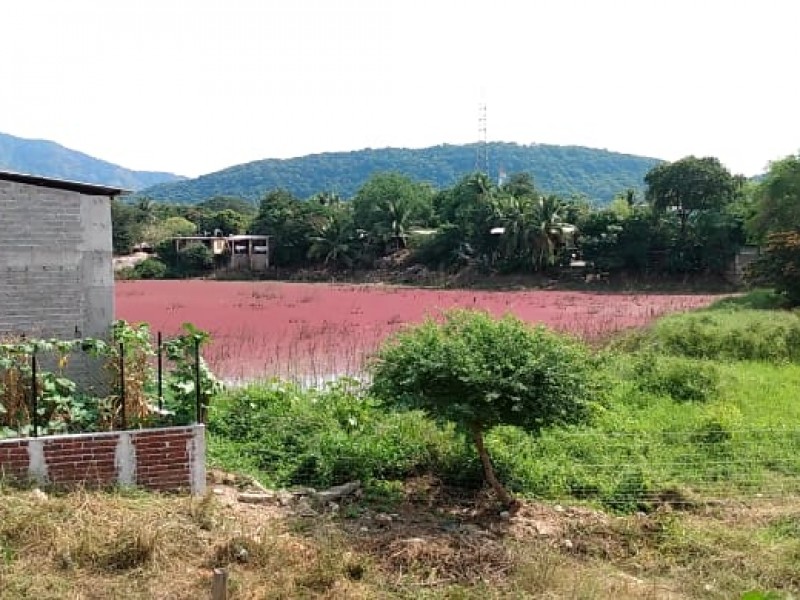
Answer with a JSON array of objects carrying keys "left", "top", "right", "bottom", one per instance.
[
  {"left": 171, "top": 234, "right": 270, "bottom": 272},
  {"left": 728, "top": 245, "right": 760, "bottom": 284}
]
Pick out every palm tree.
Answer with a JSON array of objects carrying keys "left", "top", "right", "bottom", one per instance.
[
  {"left": 382, "top": 198, "right": 412, "bottom": 250},
  {"left": 533, "top": 194, "right": 566, "bottom": 269},
  {"left": 493, "top": 193, "right": 569, "bottom": 271},
  {"left": 307, "top": 209, "right": 357, "bottom": 269},
  {"left": 135, "top": 197, "right": 157, "bottom": 225}
]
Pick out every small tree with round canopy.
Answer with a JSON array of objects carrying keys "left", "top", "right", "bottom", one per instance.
[{"left": 369, "top": 309, "right": 601, "bottom": 510}]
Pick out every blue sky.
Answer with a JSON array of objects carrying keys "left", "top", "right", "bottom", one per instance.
[{"left": 2, "top": 0, "right": 797, "bottom": 177}]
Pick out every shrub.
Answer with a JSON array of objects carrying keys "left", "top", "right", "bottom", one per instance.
[
  {"left": 370, "top": 309, "right": 603, "bottom": 508},
  {"left": 132, "top": 258, "right": 167, "bottom": 279},
  {"left": 707, "top": 289, "right": 789, "bottom": 311},
  {"left": 632, "top": 353, "right": 720, "bottom": 403},
  {"left": 208, "top": 379, "right": 465, "bottom": 489},
  {"left": 114, "top": 266, "right": 137, "bottom": 280},
  {"left": 623, "top": 309, "right": 800, "bottom": 363},
  {"left": 155, "top": 240, "right": 214, "bottom": 276},
  {"left": 178, "top": 242, "right": 214, "bottom": 275},
  {"left": 602, "top": 468, "right": 651, "bottom": 513}
]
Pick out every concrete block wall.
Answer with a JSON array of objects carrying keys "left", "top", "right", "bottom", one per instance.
[
  {"left": 0, "top": 425, "right": 206, "bottom": 494},
  {"left": 0, "top": 179, "right": 113, "bottom": 340},
  {"left": 0, "top": 179, "right": 114, "bottom": 390}
]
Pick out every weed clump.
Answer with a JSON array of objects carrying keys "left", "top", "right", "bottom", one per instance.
[
  {"left": 208, "top": 378, "right": 466, "bottom": 489},
  {"left": 624, "top": 308, "right": 800, "bottom": 362},
  {"left": 632, "top": 353, "right": 720, "bottom": 403}
]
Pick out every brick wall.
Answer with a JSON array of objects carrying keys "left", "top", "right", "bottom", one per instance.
[{"left": 0, "top": 426, "right": 206, "bottom": 494}]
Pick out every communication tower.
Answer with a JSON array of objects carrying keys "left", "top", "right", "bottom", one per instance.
[{"left": 476, "top": 102, "right": 488, "bottom": 174}]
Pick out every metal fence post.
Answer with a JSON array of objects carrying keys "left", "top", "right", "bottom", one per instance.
[
  {"left": 31, "top": 352, "right": 38, "bottom": 438},
  {"left": 119, "top": 342, "right": 126, "bottom": 430},
  {"left": 194, "top": 337, "right": 202, "bottom": 423},
  {"left": 157, "top": 331, "right": 163, "bottom": 411}
]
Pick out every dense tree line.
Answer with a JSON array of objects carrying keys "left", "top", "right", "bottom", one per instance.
[
  {"left": 135, "top": 142, "right": 660, "bottom": 205},
  {"left": 114, "top": 151, "right": 800, "bottom": 296}
]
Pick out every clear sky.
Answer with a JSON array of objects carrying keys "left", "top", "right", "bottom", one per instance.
[{"left": 2, "top": 0, "right": 797, "bottom": 178}]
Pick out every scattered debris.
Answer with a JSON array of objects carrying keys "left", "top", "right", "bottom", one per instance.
[
  {"left": 313, "top": 480, "right": 362, "bottom": 506},
  {"left": 30, "top": 488, "right": 48, "bottom": 503},
  {"left": 237, "top": 492, "right": 277, "bottom": 505},
  {"left": 293, "top": 498, "right": 318, "bottom": 518}
]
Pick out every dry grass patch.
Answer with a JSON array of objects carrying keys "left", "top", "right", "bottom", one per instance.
[{"left": 1, "top": 481, "right": 799, "bottom": 599}]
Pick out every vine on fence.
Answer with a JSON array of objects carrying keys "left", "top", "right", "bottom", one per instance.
[
  {"left": 162, "top": 323, "right": 223, "bottom": 424},
  {"left": 0, "top": 321, "right": 221, "bottom": 438}
]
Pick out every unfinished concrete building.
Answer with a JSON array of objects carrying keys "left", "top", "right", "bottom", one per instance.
[{"left": 0, "top": 170, "right": 125, "bottom": 343}]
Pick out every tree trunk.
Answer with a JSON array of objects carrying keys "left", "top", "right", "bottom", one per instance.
[{"left": 470, "top": 423, "right": 518, "bottom": 511}]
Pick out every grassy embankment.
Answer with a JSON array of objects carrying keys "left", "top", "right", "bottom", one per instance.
[{"left": 2, "top": 289, "right": 800, "bottom": 598}]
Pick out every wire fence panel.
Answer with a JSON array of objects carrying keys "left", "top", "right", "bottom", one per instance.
[
  {"left": 206, "top": 383, "right": 800, "bottom": 509},
  {"left": 0, "top": 332, "right": 206, "bottom": 439}
]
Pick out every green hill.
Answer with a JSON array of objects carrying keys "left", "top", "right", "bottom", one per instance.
[
  {"left": 0, "top": 131, "right": 183, "bottom": 191},
  {"left": 139, "top": 142, "right": 662, "bottom": 204}
]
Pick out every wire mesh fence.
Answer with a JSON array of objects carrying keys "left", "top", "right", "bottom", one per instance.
[
  {"left": 0, "top": 331, "right": 210, "bottom": 439},
  {"left": 205, "top": 378, "right": 800, "bottom": 509}
]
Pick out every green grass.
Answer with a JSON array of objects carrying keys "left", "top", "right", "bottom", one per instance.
[
  {"left": 611, "top": 289, "right": 800, "bottom": 362},
  {"left": 207, "top": 357, "right": 800, "bottom": 512},
  {"left": 485, "top": 358, "right": 800, "bottom": 508},
  {"left": 207, "top": 378, "right": 468, "bottom": 490},
  {"left": 708, "top": 288, "right": 790, "bottom": 311},
  {"left": 207, "top": 290, "right": 800, "bottom": 513}
]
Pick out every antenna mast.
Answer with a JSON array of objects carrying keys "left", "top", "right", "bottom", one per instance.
[{"left": 476, "top": 101, "right": 488, "bottom": 174}]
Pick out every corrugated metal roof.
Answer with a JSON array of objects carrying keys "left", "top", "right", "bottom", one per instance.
[{"left": 0, "top": 170, "right": 130, "bottom": 197}]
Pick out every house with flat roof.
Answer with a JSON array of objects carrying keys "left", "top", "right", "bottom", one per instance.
[{"left": 172, "top": 234, "right": 270, "bottom": 272}]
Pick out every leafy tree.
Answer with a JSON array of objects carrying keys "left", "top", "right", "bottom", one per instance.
[
  {"left": 141, "top": 216, "right": 197, "bottom": 246},
  {"left": 681, "top": 211, "right": 745, "bottom": 275},
  {"left": 491, "top": 193, "right": 565, "bottom": 271},
  {"left": 135, "top": 197, "right": 158, "bottom": 225},
  {"left": 352, "top": 172, "right": 434, "bottom": 251},
  {"left": 250, "top": 189, "right": 322, "bottom": 266},
  {"left": 197, "top": 209, "right": 249, "bottom": 236},
  {"left": 500, "top": 172, "right": 537, "bottom": 198},
  {"left": 643, "top": 156, "right": 745, "bottom": 275},
  {"left": 607, "top": 189, "right": 637, "bottom": 219},
  {"left": 156, "top": 240, "right": 213, "bottom": 276},
  {"left": 747, "top": 231, "right": 800, "bottom": 305},
  {"left": 434, "top": 173, "right": 498, "bottom": 263},
  {"left": 309, "top": 191, "right": 342, "bottom": 206},
  {"left": 110, "top": 198, "right": 140, "bottom": 254},
  {"left": 748, "top": 153, "right": 800, "bottom": 242},
  {"left": 645, "top": 156, "right": 736, "bottom": 234},
  {"left": 410, "top": 223, "right": 468, "bottom": 270},
  {"left": 370, "top": 310, "right": 600, "bottom": 509},
  {"left": 196, "top": 195, "right": 257, "bottom": 217},
  {"left": 561, "top": 195, "right": 593, "bottom": 228}
]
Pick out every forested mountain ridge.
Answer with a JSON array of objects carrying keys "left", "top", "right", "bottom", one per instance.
[
  {"left": 0, "top": 131, "right": 183, "bottom": 190},
  {"left": 139, "top": 142, "right": 662, "bottom": 204}
]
